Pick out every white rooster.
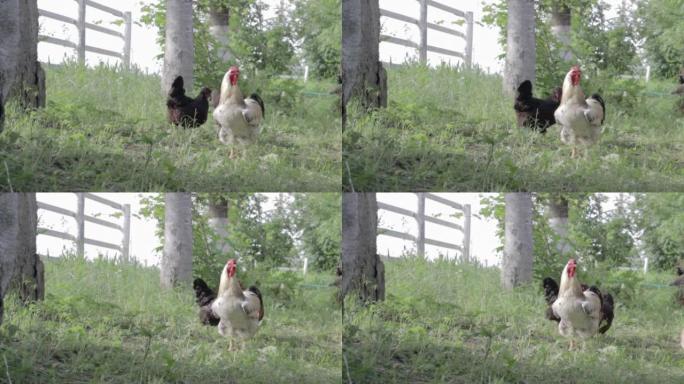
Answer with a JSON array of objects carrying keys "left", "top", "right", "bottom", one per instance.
[
  {"left": 213, "top": 66, "right": 265, "bottom": 159},
  {"left": 210, "top": 259, "right": 264, "bottom": 351},
  {"left": 554, "top": 65, "right": 605, "bottom": 158},
  {"left": 550, "top": 259, "right": 602, "bottom": 349}
]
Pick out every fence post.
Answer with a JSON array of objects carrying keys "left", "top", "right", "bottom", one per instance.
[
  {"left": 76, "top": 193, "right": 85, "bottom": 257},
  {"left": 77, "top": 0, "right": 86, "bottom": 65},
  {"left": 463, "top": 204, "right": 471, "bottom": 263},
  {"left": 418, "top": 0, "right": 428, "bottom": 64},
  {"left": 416, "top": 193, "right": 426, "bottom": 258},
  {"left": 465, "top": 11, "right": 474, "bottom": 68},
  {"left": 122, "top": 204, "right": 131, "bottom": 262},
  {"left": 123, "top": 11, "right": 132, "bottom": 69}
]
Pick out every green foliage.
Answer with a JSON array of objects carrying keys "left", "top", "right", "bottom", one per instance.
[
  {"left": 0, "top": 256, "right": 340, "bottom": 383},
  {"left": 344, "top": 64, "right": 684, "bottom": 191},
  {"left": 139, "top": 0, "right": 339, "bottom": 87},
  {"left": 634, "top": 193, "right": 684, "bottom": 270},
  {"left": 292, "top": 193, "right": 341, "bottom": 272},
  {"left": 291, "top": 0, "right": 341, "bottom": 79},
  {"left": 637, "top": 0, "right": 684, "bottom": 78},
  {"left": 482, "top": 0, "right": 639, "bottom": 90},
  {"left": 344, "top": 259, "right": 684, "bottom": 383},
  {"left": 0, "top": 61, "right": 340, "bottom": 191}
]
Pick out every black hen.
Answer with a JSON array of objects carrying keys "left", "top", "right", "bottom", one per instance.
[
  {"left": 193, "top": 278, "right": 220, "bottom": 326},
  {"left": 514, "top": 80, "right": 561, "bottom": 133},
  {"left": 167, "top": 76, "right": 211, "bottom": 127}
]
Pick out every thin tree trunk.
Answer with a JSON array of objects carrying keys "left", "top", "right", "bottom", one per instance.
[
  {"left": 161, "top": 193, "right": 193, "bottom": 289},
  {"left": 341, "top": 0, "right": 387, "bottom": 128},
  {"left": 551, "top": 3, "right": 573, "bottom": 61},
  {"left": 502, "top": 193, "right": 534, "bottom": 290},
  {"left": 0, "top": 193, "right": 42, "bottom": 324},
  {"left": 503, "top": 0, "right": 536, "bottom": 96},
  {"left": 0, "top": 0, "right": 45, "bottom": 132},
  {"left": 207, "top": 196, "right": 231, "bottom": 255},
  {"left": 546, "top": 195, "right": 570, "bottom": 257},
  {"left": 340, "top": 193, "right": 384, "bottom": 304},
  {"left": 162, "top": 0, "right": 195, "bottom": 94},
  {"left": 209, "top": 5, "right": 233, "bottom": 64}
]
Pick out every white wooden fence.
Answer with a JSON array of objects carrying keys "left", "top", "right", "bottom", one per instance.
[
  {"left": 380, "top": 0, "right": 474, "bottom": 67},
  {"left": 38, "top": 0, "right": 132, "bottom": 68},
  {"left": 37, "top": 193, "right": 131, "bottom": 260},
  {"left": 377, "top": 193, "right": 471, "bottom": 261}
]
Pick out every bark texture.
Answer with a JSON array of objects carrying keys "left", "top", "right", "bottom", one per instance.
[
  {"left": 161, "top": 193, "right": 193, "bottom": 289},
  {"left": 503, "top": 0, "right": 536, "bottom": 96},
  {"left": 551, "top": 3, "right": 573, "bottom": 61},
  {"left": 546, "top": 195, "right": 571, "bottom": 256},
  {"left": 0, "top": 0, "right": 45, "bottom": 131},
  {"left": 341, "top": 0, "right": 387, "bottom": 128},
  {"left": 0, "top": 193, "right": 42, "bottom": 324},
  {"left": 340, "top": 193, "right": 384, "bottom": 304},
  {"left": 207, "top": 196, "right": 231, "bottom": 255},
  {"left": 502, "top": 193, "right": 534, "bottom": 290},
  {"left": 208, "top": 5, "right": 233, "bottom": 64},
  {"left": 162, "top": 0, "right": 195, "bottom": 94}
]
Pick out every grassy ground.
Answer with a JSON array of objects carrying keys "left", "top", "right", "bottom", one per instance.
[
  {"left": 0, "top": 63, "right": 340, "bottom": 191},
  {"left": 0, "top": 256, "right": 341, "bottom": 383},
  {"left": 344, "top": 258, "right": 684, "bottom": 383},
  {"left": 344, "top": 64, "right": 684, "bottom": 191}
]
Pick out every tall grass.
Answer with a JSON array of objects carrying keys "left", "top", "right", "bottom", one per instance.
[
  {"left": 344, "top": 64, "right": 684, "bottom": 191},
  {"left": 344, "top": 258, "right": 684, "bottom": 383},
  {"left": 0, "top": 62, "right": 341, "bottom": 191},
  {"left": 0, "top": 256, "right": 341, "bottom": 383}
]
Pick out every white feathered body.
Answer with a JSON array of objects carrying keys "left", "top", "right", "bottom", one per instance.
[
  {"left": 554, "top": 69, "right": 604, "bottom": 149},
  {"left": 551, "top": 261, "right": 601, "bottom": 339},
  {"left": 213, "top": 70, "right": 263, "bottom": 146},
  {"left": 210, "top": 263, "right": 262, "bottom": 341}
]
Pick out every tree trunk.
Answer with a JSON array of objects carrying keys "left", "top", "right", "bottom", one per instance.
[
  {"left": 207, "top": 196, "right": 231, "bottom": 255},
  {"left": 208, "top": 4, "right": 232, "bottom": 107},
  {"left": 546, "top": 195, "right": 570, "bottom": 257},
  {"left": 161, "top": 193, "right": 193, "bottom": 289},
  {"left": 0, "top": 193, "right": 42, "bottom": 324},
  {"left": 551, "top": 3, "right": 573, "bottom": 61},
  {"left": 341, "top": 0, "right": 387, "bottom": 129},
  {"left": 0, "top": 0, "right": 45, "bottom": 132},
  {"left": 209, "top": 5, "right": 233, "bottom": 64},
  {"left": 162, "top": 0, "right": 195, "bottom": 94},
  {"left": 503, "top": 0, "right": 536, "bottom": 96},
  {"left": 340, "top": 193, "right": 384, "bottom": 304},
  {"left": 502, "top": 193, "right": 534, "bottom": 290},
  {"left": 10, "top": 193, "right": 44, "bottom": 303}
]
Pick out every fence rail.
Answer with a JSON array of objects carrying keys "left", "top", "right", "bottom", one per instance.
[
  {"left": 377, "top": 193, "right": 471, "bottom": 261},
  {"left": 380, "top": 0, "right": 474, "bottom": 67},
  {"left": 37, "top": 193, "right": 131, "bottom": 260},
  {"left": 38, "top": 0, "right": 132, "bottom": 67}
]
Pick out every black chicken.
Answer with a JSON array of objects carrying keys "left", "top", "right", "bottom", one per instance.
[
  {"left": 167, "top": 76, "right": 211, "bottom": 127},
  {"left": 542, "top": 276, "right": 614, "bottom": 334},
  {"left": 514, "top": 80, "right": 561, "bottom": 133},
  {"left": 193, "top": 278, "right": 220, "bottom": 326}
]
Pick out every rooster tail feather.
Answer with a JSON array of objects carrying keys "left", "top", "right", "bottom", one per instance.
[
  {"left": 589, "top": 93, "right": 606, "bottom": 123},
  {"left": 249, "top": 93, "right": 265, "bottom": 116}
]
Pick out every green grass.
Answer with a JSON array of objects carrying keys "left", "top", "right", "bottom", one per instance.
[
  {"left": 344, "top": 258, "right": 684, "bottom": 383},
  {"left": 344, "top": 64, "right": 684, "bottom": 191},
  {"left": 0, "top": 63, "right": 340, "bottom": 191},
  {"left": 0, "top": 256, "right": 341, "bottom": 383}
]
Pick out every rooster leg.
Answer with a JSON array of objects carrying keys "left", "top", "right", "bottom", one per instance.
[
  {"left": 229, "top": 147, "right": 236, "bottom": 160},
  {"left": 570, "top": 147, "right": 577, "bottom": 159},
  {"left": 569, "top": 339, "right": 576, "bottom": 350}
]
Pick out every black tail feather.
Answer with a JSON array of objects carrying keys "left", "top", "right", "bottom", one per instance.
[
  {"left": 248, "top": 285, "right": 265, "bottom": 321},
  {"left": 192, "top": 278, "right": 216, "bottom": 307},
  {"left": 516, "top": 80, "right": 533, "bottom": 99},
  {"left": 249, "top": 93, "right": 265, "bottom": 116},
  {"left": 589, "top": 93, "right": 606, "bottom": 124},
  {"left": 542, "top": 277, "right": 559, "bottom": 305}
]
